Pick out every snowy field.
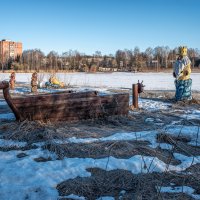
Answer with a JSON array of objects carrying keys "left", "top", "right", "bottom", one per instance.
[
  {"left": 0, "top": 72, "right": 200, "bottom": 91},
  {"left": 0, "top": 72, "right": 200, "bottom": 199}
]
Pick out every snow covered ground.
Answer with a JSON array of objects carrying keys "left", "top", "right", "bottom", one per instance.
[
  {"left": 0, "top": 126, "right": 200, "bottom": 199},
  {"left": 0, "top": 73, "right": 200, "bottom": 199},
  {"left": 0, "top": 72, "right": 200, "bottom": 91}
]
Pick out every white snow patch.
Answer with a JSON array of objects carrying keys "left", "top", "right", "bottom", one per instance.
[
  {"left": 59, "top": 194, "right": 86, "bottom": 199},
  {"left": 159, "top": 143, "right": 173, "bottom": 150},
  {"left": 96, "top": 197, "right": 115, "bottom": 200},
  {"left": 9, "top": 87, "right": 30, "bottom": 94},
  {"left": 0, "top": 139, "right": 27, "bottom": 148},
  {"left": 182, "top": 109, "right": 200, "bottom": 120},
  {"left": 139, "top": 98, "right": 171, "bottom": 111},
  {"left": 173, "top": 153, "right": 200, "bottom": 171},
  {"left": 51, "top": 131, "right": 159, "bottom": 148},
  {"left": 165, "top": 125, "right": 200, "bottom": 146},
  {"left": 145, "top": 118, "right": 155, "bottom": 122},
  {"left": 159, "top": 186, "right": 200, "bottom": 199},
  {"left": 37, "top": 129, "right": 177, "bottom": 150},
  {"left": 0, "top": 113, "right": 15, "bottom": 120},
  {"left": 0, "top": 101, "right": 7, "bottom": 106}
]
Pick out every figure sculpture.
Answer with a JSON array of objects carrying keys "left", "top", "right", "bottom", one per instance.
[
  {"left": 31, "top": 72, "right": 38, "bottom": 93},
  {"left": 45, "top": 74, "right": 64, "bottom": 88},
  {"left": 9, "top": 72, "right": 16, "bottom": 90},
  {"left": 173, "top": 46, "right": 192, "bottom": 101}
]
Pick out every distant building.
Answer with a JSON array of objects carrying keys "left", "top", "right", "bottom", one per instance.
[{"left": 0, "top": 39, "right": 22, "bottom": 64}]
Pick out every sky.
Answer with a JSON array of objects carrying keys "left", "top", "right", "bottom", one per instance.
[{"left": 1, "top": 0, "right": 199, "bottom": 55}]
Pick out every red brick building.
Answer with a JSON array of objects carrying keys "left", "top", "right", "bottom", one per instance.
[{"left": 0, "top": 39, "right": 22, "bottom": 64}]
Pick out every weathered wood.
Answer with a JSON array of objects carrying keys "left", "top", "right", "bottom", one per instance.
[
  {"left": 12, "top": 91, "right": 98, "bottom": 104},
  {"left": 17, "top": 102, "right": 128, "bottom": 117},
  {"left": 132, "top": 84, "right": 138, "bottom": 109},
  {"left": 0, "top": 81, "right": 129, "bottom": 122},
  {"left": 16, "top": 98, "right": 129, "bottom": 119},
  {"left": 20, "top": 107, "right": 128, "bottom": 121},
  {"left": 14, "top": 93, "right": 128, "bottom": 108},
  {"left": 17, "top": 101, "right": 128, "bottom": 113}
]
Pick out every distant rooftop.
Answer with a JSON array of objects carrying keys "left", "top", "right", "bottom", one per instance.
[{"left": 1, "top": 39, "right": 12, "bottom": 42}]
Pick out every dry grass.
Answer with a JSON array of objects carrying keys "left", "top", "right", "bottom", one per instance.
[
  {"left": 43, "top": 140, "right": 181, "bottom": 165},
  {"left": 57, "top": 168, "right": 199, "bottom": 200}
]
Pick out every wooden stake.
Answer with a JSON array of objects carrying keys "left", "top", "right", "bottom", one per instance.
[{"left": 132, "top": 84, "right": 138, "bottom": 108}]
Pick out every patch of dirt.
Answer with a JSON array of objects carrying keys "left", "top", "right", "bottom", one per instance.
[
  {"left": 34, "top": 156, "right": 52, "bottom": 162},
  {"left": 17, "top": 152, "right": 28, "bottom": 158}
]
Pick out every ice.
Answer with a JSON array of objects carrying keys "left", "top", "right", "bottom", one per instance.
[{"left": 0, "top": 72, "right": 200, "bottom": 91}]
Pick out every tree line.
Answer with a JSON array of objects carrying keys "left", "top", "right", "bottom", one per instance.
[{"left": 2, "top": 46, "right": 200, "bottom": 72}]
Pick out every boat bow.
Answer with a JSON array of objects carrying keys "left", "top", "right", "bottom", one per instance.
[{"left": 0, "top": 81, "right": 22, "bottom": 121}]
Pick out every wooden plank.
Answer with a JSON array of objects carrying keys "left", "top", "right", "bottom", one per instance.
[
  {"left": 14, "top": 94, "right": 129, "bottom": 109},
  {"left": 18, "top": 100, "right": 129, "bottom": 121},
  {"left": 17, "top": 101, "right": 129, "bottom": 116},
  {"left": 21, "top": 112, "right": 127, "bottom": 121},
  {"left": 12, "top": 91, "right": 98, "bottom": 104},
  {"left": 13, "top": 92, "right": 128, "bottom": 106}
]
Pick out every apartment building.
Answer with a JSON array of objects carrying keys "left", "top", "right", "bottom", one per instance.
[{"left": 0, "top": 39, "right": 22, "bottom": 63}]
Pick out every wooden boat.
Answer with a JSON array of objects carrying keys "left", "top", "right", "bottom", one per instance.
[{"left": 0, "top": 81, "right": 129, "bottom": 122}]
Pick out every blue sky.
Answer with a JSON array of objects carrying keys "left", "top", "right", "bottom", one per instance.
[{"left": 1, "top": 0, "right": 199, "bottom": 55}]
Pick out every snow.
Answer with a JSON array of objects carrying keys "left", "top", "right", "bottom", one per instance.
[
  {"left": 0, "top": 72, "right": 200, "bottom": 90},
  {"left": 65, "top": 131, "right": 156, "bottom": 143},
  {"left": 182, "top": 109, "right": 200, "bottom": 120},
  {"left": 9, "top": 87, "right": 74, "bottom": 95},
  {"left": 41, "top": 130, "right": 175, "bottom": 150},
  {"left": 0, "top": 123, "right": 199, "bottom": 199},
  {"left": 45, "top": 130, "right": 164, "bottom": 149},
  {"left": 139, "top": 98, "right": 171, "bottom": 111},
  {"left": 60, "top": 194, "right": 86, "bottom": 200},
  {"left": 159, "top": 186, "right": 200, "bottom": 199},
  {"left": 0, "top": 101, "right": 7, "bottom": 106},
  {"left": 96, "top": 197, "right": 115, "bottom": 200},
  {"left": 0, "top": 113, "right": 15, "bottom": 120},
  {"left": 0, "top": 139, "right": 27, "bottom": 148},
  {"left": 164, "top": 125, "right": 200, "bottom": 146},
  {"left": 0, "top": 72, "right": 200, "bottom": 199},
  {"left": 1, "top": 145, "right": 200, "bottom": 200},
  {"left": 0, "top": 130, "right": 198, "bottom": 200}
]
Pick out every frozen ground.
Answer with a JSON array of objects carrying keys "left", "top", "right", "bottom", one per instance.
[
  {"left": 0, "top": 72, "right": 200, "bottom": 91},
  {"left": 0, "top": 73, "right": 200, "bottom": 199}
]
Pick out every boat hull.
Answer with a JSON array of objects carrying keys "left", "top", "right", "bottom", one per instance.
[{"left": 0, "top": 81, "right": 129, "bottom": 122}]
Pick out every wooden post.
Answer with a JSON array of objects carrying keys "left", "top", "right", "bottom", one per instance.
[{"left": 132, "top": 84, "right": 138, "bottom": 108}]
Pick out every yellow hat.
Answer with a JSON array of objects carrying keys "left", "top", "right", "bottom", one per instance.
[{"left": 178, "top": 46, "right": 187, "bottom": 56}]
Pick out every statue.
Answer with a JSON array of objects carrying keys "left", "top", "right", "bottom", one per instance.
[
  {"left": 173, "top": 46, "right": 192, "bottom": 101},
  {"left": 9, "top": 72, "right": 16, "bottom": 90},
  {"left": 31, "top": 72, "right": 38, "bottom": 93},
  {"left": 45, "top": 74, "right": 64, "bottom": 88}
]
